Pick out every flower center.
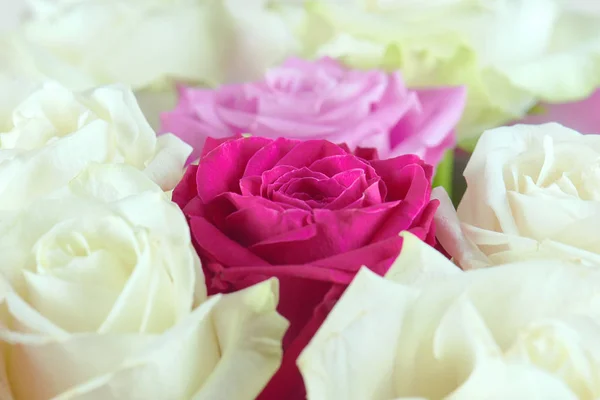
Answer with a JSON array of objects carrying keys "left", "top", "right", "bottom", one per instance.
[
  {"left": 507, "top": 320, "right": 596, "bottom": 399},
  {"left": 0, "top": 83, "right": 95, "bottom": 151},
  {"left": 506, "top": 136, "right": 600, "bottom": 200},
  {"left": 58, "top": 231, "right": 92, "bottom": 258},
  {"left": 34, "top": 216, "right": 138, "bottom": 289}
]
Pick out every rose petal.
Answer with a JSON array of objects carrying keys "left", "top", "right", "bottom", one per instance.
[
  {"left": 201, "top": 136, "right": 243, "bottom": 158},
  {"left": 258, "top": 236, "right": 405, "bottom": 400},
  {"left": 409, "top": 200, "right": 439, "bottom": 247},
  {"left": 185, "top": 87, "right": 247, "bottom": 132},
  {"left": 331, "top": 169, "right": 364, "bottom": 188},
  {"left": 252, "top": 114, "right": 343, "bottom": 138},
  {"left": 346, "top": 75, "right": 420, "bottom": 153},
  {"left": 271, "top": 191, "right": 314, "bottom": 210},
  {"left": 275, "top": 140, "right": 348, "bottom": 169},
  {"left": 280, "top": 177, "right": 345, "bottom": 199},
  {"left": 371, "top": 155, "right": 433, "bottom": 201},
  {"left": 388, "top": 86, "right": 466, "bottom": 166},
  {"left": 308, "top": 154, "right": 376, "bottom": 181},
  {"left": 370, "top": 166, "right": 436, "bottom": 242},
  {"left": 249, "top": 205, "right": 402, "bottom": 264},
  {"left": 189, "top": 216, "right": 270, "bottom": 269},
  {"left": 23, "top": 271, "right": 119, "bottom": 333},
  {"left": 160, "top": 113, "right": 225, "bottom": 164},
  {"left": 195, "top": 137, "right": 271, "bottom": 202},
  {"left": 239, "top": 175, "right": 262, "bottom": 197},
  {"left": 325, "top": 173, "right": 372, "bottom": 210},
  {"left": 266, "top": 167, "right": 328, "bottom": 198},
  {"left": 353, "top": 146, "right": 379, "bottom": 161},
  {"left": 298, "top": 267, "right": 419, "bottom": 400},
  {"left": 223, "top": 206, "right": 311, "bottom": 247},
  {"left": 336, "top": 143, "right": 353, "bottom": 154},
  {"left": 243, "top": 138, "right": 298, "bottom": 177},
  {"left": 411, "top": 87, "right": 467, "bottom": 147},
  {"left": 172, "top": 165, "right": 199, "bottom": 209},
  {"left": 204, "top": 192, "right": 298, "bottom": 232}
]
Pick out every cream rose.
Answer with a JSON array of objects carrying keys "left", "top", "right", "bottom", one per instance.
[
  {"left": 0, "top": 75, "right": 34, "bottom": 132},
  {"left": 435, "top": 123, "right": 600, "bottom": 269},
  {"left": 3, "top": 0, "right": 229, "bottom": 90},
  {"left": 305, "top": 0, "right": 600, "bottom": 147},
  {"left": 0, "top": 163, "right": 287, "bottom": 400},
  {"left": 1, "top": 0, "right": 232, "bottom": 127},
  {"left": 0, "top": 81, "right": 191, "bottom": 210},
  {"left": 299, "top": 232, "right": 600, "bottom": 399},
  {"left": 0, "top": 0, "right": 304, "bottom": 127},
  {"left": 4, "top": 0, "right": 305, "bottom": 87}
]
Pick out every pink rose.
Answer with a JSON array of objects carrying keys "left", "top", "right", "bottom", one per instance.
[
  {"left": 173, "top": 136, "right": 438, "bottom": 399},
  {"left": 161, "top": 57, "right": 466, "bottom": 166}
]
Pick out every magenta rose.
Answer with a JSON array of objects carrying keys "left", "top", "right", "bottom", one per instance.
[
  {"left": 173, "top": 135, "right": 438, "bottom": 399},
  {"left": 161, "top": 57, "right": 466, "bottom": 166}
]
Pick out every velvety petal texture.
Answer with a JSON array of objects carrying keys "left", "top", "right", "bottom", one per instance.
[
  {"left": 0, "top": 164, "right": 287, "bottom": 400},
  {"left": 161, "top": 57, "right": 465, "bottom": 167},
  {"left": 173, "top": 136, "right": 438, "bottom": 398},
  {"left": 300, "top": 232, "right": 600, "bottom": 399},
  {"left": 0, "top": 81, "right": 191, "bottom": 210},
  {"left": 435, "top": 123, "right": 600, "bottom": 269}
]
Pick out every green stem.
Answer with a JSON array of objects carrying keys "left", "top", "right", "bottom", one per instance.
[{"left": 432, "top": 149, "right": 454, "bottom": 199}]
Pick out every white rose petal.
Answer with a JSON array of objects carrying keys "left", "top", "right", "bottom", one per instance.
[
  {"left": 0, "top": 81, "right": 191, "bottom": 210},
  {"left": 299, "top": 232, "right": 600, "bottom": 399},
  {"left": 0, "top": 164, "right": 287, "bottom": 400},
  {"left": 5, "top": 0, "right": 231, "bottom": 90},
  {"left": 305, "top": 0, "right": 600, "bottom": 142},
  {"left": 0, "top": 0, "right": 306, "bottom": 126},
  {"left": 436, "top": 123, "right": 600, "bottom": 268}
]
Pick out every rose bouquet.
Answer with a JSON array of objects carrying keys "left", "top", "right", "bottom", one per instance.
[{"left": 1, "top": 1, "right": 600, "bottom": 400}]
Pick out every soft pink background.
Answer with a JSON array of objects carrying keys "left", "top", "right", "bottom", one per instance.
[{"left": 519, "top": 89, "right": 600, "bottom": 134}]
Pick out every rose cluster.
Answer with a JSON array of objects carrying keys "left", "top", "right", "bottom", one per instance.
[
  {"left": 0, "top": 54, "right": 455, "bottom": 398},
  {"left": 162, "top": 57, "right": 465, "bottom": 167},
  {"left": 0, "top": 83, "right": 286, "bottom": 400},
  {"left": 1, "top": 9, "right": 600, "bottom": 398},
  {"left": 173, "top": 135, "right": 439, "bottom": 397}
]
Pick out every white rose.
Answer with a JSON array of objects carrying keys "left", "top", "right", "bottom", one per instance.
[
  {"left": 217, "top": 0, "right": 304, "bottom": 83},
  {"left": 0, "top": 163, "right": 288, "bottom": 400},
  {"left": 299, "top": 232, "right": 600, "bottom": 399},
  {"left": 0, "top": 0, "right": 305, "bottom": 127},
  {"left": 4, "top": 0, "right": 230, "bottom": 90},
  {"left": 435, "top": 123, "right": 600, "bottom": 269},
  {"left": 0, "top": 75, "right": 35, "bottom": 132},
  {"left": 0, "top": 81, "right": 191, "bottom": 210},
  {"left": 305, "top": 0, "right": 600, "bottom": 144}
]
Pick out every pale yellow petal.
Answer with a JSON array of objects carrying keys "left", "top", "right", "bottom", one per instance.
[
  {"left": 385, "top": 231, "right": 461, "bottom": 284},
  {"left": 431, "top": 187, "right": 491, "bottom": 270},
  {"left": 143, "top": 133, "right": 191, "bottom": 191},
  {"left": 194, "top": 278, "right": 288, "bottom": 400},
  {"left": 299, "top": 268, "right": 419, "bottom": 400}
]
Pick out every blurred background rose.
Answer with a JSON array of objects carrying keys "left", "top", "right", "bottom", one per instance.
[
  {"left": 3, "top": 0, "right": 600, "bottom": 204},
  {"left": 0, "top": 0, "right": 28, "bottom": 32}
]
